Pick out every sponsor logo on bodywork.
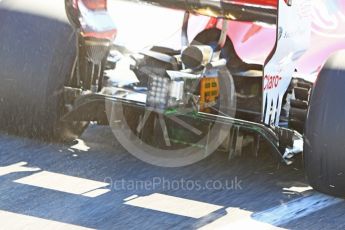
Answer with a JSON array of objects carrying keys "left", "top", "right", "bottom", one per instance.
[{"left": 264, "top": 75, "right": 282, "bottom": 90}]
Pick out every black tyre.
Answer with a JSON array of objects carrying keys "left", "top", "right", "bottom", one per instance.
[
  {"left": 0, "top": 0, "right": 88, "bottom": 141},
  {"left": 304, "top": 50, "right": 345, "bottom": 197}
]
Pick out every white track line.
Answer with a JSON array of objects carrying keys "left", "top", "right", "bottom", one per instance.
[{"left": 14, "top": 171, "right": 110, "bottom": 198}]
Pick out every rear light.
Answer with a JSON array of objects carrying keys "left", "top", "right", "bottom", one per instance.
[{"left": 81, "top": 0, "right": 107, "bottom": 10}]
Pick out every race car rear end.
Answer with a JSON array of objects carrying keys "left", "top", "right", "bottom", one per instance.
[{"left": 1, "top": 0, "right": 344, "bottom": 197}]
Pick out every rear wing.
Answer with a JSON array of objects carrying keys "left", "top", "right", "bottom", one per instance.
[{"left": 120, "top": 0, "right": 278, "bottom": 24}]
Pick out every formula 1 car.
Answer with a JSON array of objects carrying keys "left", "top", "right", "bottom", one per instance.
[{"left": 0, "top": 0, "right": 344, "bottom": 197}]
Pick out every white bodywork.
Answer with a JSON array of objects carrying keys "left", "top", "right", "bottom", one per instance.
[{"left": 263, "top": 0, "right": 312, "bottom": 126}]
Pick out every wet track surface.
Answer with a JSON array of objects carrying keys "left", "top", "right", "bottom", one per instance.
[{"left": 0, "top": 125, "right": 344, "bottom": 229}]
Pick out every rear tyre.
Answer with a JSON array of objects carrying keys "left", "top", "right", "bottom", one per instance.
[
  {"left": 304, "top": 50, "right": 345, "bottom": 197},
  {"left": 0, "top": 1, "right": 88, "bottom": 141}
]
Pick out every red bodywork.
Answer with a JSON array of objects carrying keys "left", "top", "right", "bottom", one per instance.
[
  {"left": 230, "top": 0, "right": 277, "bottom": 7},
  {"left": 81, "top": 0, "right": 107, "bottom": 10},
  {"left": 113, "top": 0, "right": 345, "bottom": 78},
  {"left": 223, "top": 0, "right": 345, "bottom": 78}
]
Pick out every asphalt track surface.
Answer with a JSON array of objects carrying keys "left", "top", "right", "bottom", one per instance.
[
  {"left": 0, "top": 0, "right": 344, "bottom": 229},
  {"left": 0, "top": 125, "right": 344, "bottom": 230}
]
